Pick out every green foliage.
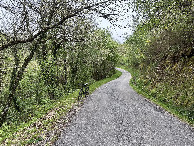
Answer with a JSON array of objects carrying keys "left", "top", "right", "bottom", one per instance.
[
  {"left": 120, "top": 0, "right": 194, "bottom": 124},
  {"left": 119, "top": 65, "right": 193, "bottom": 125},
  {"left": 0, "top": 22, "right": 119, "bottom": 143},
  {"left": 90, "top": 30, "right": 119, "bottom": 80},
  {"left": 0, "top": 70, "right": 122, "bottom": 145}
]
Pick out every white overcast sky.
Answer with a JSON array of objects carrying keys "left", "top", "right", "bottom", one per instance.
[
  {"left": 95, "top": 1, "right": 136, "bottom": 44},
  {"left": 0, "top": 0, "right": 136, "bottom": 44},
  {"left": 96, "top": 16, "right": 134, "bottom": 44}
]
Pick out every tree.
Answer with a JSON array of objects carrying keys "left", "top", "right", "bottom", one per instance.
[
  {"left": 122, "top": 0, "right": 194, "bottom": 120},
  {"left": 0, "top": 0, "right": 123, "bottom": 127}
]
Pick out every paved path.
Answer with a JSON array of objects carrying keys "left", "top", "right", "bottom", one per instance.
[{"left": 55, "top": 68, "right": 193, "bottom": 146}]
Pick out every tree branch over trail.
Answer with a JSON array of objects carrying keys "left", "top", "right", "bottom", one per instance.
[
  {"left": 0, "top": 0, "right": 111, "bottom": 51},
  {"left": 0, "top": 0, "right": 121, "bottom": 127}
]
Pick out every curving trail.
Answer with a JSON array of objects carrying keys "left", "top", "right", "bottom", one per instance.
[{"left": 55, "top": 68, "right": 193, "bottom": 146}]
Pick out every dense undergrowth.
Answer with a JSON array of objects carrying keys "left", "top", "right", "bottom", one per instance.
[
  {"left": 0, "top": 70, "right": 122, "bottom": 145},
  {"left": 118, "top": 65, "right": 193, "bottom": 125},
  {"left": 0, "top": 1, "right": 122, "bottom": 144},
  {"left": 0, "top": 26, "right": 119, "bottom": 127},
  {"left": 119, "top": 0, "right": 193, "bottom": 125},
  {"left": 0, "top": 16, "right": 120, "bottom": 145}
]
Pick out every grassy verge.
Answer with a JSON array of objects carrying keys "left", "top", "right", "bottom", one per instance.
[
  {"left": 118, "top": 65, "right": 193, "bottom": 126},
  {"left": 0, "top": 70, "right": 122, "bottom": 145}
]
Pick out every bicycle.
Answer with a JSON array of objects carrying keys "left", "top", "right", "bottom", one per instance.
[{"left": 78, "top": 83, "right": 89, "bottom": 101}]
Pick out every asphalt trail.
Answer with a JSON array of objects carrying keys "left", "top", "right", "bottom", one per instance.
[{"left": 55, "top": 68, "right": 193, "bottom": 146}]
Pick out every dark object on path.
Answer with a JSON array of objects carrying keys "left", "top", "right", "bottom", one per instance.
[
  {"left": 55, "top": 68, "right": 194, "bottom": 146},
  {"left": 78, "top": 83, "right": 89, "bottom": 101}
]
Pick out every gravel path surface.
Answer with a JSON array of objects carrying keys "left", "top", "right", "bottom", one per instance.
[{"left": 55, "top": 68, "right": 193, "bottom": 146}]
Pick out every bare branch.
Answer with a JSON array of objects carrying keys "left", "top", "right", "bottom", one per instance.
[
  {"left": 0, "top": 3, "right": 16, "bottom": 14},
  {"left": 0, "top": 0, "right": 111, "bottom": 51}
]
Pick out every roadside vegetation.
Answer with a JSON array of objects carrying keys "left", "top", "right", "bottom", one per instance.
[
  {"left": 0, "top": 0, "right": 193, "bottom": 144},
  {"left": 0, "top": 70, "right": 121, "bottom": 145},
  {"left": 0, "top": 27, "right": 120, "bottom": 144},
  {"left": 118, "top": 0, "right": 193, "bottom": 125},
  {"left": 0, "top": 1, "right": 122, "bottom": 144}
]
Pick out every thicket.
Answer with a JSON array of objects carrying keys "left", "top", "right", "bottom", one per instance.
[
  {"left": 121, "top": 0, "right": 194, "bottom": 123},
  {"left": 0, "top": 0, "right": 119, "bottom": 129}
]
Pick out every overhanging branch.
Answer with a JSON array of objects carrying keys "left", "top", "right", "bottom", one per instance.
[{"left": 0, "top": 1, "right": 110, "bottom": 51}]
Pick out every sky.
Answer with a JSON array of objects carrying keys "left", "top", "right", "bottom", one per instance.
[
  {"left": 95, "top": 1, "right": 136, "bottom": 44},
  {"left": 0, "top": 0, "right": 135, "bottom": 44},
  {"left": 96, "top": 17, "right": 134, "bottom": 44}
]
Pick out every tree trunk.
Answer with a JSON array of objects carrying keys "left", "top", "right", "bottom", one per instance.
[{"left": 0, "top": 45, "right": 37, "bottom": 127}]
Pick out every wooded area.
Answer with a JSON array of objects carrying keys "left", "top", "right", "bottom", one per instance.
[
  {"left": 120, "top": 0, "right": 193, "bottom": 123},
  {"left": 0, "top": 0, "right": 193, "bottom": 144},
  {"left": 0, "top": 0, "right": 120, "bottom": 128}
]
